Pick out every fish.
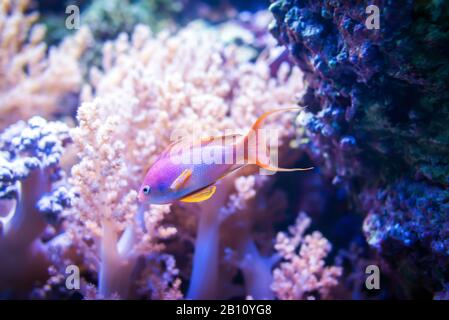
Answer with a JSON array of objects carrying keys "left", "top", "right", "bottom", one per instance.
[{"left": 138, "top": 108, "right": 313, "bottom": 204}]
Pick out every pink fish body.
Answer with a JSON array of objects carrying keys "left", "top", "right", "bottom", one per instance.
[
  {"left": 138, "top": 137, "right": 241, "bottom": 204},
  {"left": 138, "top": 108, "right": 312, "bottom": 204}
]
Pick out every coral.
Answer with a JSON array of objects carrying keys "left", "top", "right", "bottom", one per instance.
[
  {"left": 363, "top": 180, "right": 449, "bottom": 254},
  {"left": 0, "top": 0, "right": 447, "bottom": 301},
  {"left": 361, "top": 179, "right": 449, "bottom": 295},
  {"left": 0, "top": 0, "right": 91, "bottom": 129},
  {"left": 67, "top": 0, "right": 184, "bottom": 72},
  {"left": 80, "top": 21, "right": 303, "bottom": 164},
  {"left": 65, "top": 18, "right": 314, "bottom": 300},
  {"left": 68, "top": 96, "right": 181, "bottom": 299},
  {"left": 221, "top": 173, "right": 288, "bottom": 300},
  {"left": 271, "top": 212, "right": 342, "bottom": 300},
  {"left": 0, "top": 116, "right": 72, "bottom": 297},
  {"left": 269, "top": 0, "right": 449, "bottom": 295},
  {"left": 39, "top": 0, "right": 182, "bottom": 46},
  {"left": 187, "top": 173, "right": 271, "bottom": 300},
  {"left": 0, "top": 3, "right": 343, "bottom": 300},
  {"left": 82, "top": 0, "right": 180, "bottom": 41},
  {"left": 206, "top": 175, "right": 342, "bottom": 301},
  {"left": 201, "top": 10, "right": 278, "bottom": 63},
  {"left": 37, "top": 186, "right": 74, "bottom": 225}
]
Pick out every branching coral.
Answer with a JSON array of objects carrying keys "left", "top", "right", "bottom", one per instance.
[
  {"left": 68, "top": 96, "right": 180, "bottom": 299},
  {"left": 220, "top": 174, "right": 280, "bottom": 300},
  {"left": 271, "top": 212, "right": 342, "bottom": 300},
  {"left": 0, "top": 0, "right": 91, "bottom": 129},
  {"left": 220, "top": 179, "right": 341, "bottom": 300},
  {"left": 189, "top": 167, "right": 343, "bottom": 301},
  {"left": 78, "top": 20, "right": 304, "bottom": 192},
  {"left": 0, "top": 116, "right": 72, "bottom": 297},
  {"left": 187, "top": 173, "right": 267, "bottom": 300}
]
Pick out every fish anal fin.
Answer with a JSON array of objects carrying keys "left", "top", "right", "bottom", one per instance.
[
  {"left": 180, "top": 185, "right": 217, "bottom": 203},
  {"left": 170, "top": 168, "right": 192, "bottom": 191}
]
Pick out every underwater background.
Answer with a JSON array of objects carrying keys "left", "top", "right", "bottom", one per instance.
[{"left": 0, "top": 0, "right": 448, "bottom": 300}]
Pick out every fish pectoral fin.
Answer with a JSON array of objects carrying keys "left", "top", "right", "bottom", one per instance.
[
  {"left": 180, "top": 185, "right": 217, "bottom": 203},
  {"left": 170, "top": 168, "right": 193, "bottom": 191}
]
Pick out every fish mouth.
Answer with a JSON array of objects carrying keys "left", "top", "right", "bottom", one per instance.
[{"left": 137, "top": 192, "right": 146, "bottom": 203}]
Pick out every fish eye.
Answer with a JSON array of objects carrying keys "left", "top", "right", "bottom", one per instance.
[{"left": 142, "top": 185, "right": 151, "bottom": 195}]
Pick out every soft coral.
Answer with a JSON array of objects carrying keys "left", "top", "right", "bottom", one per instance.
[{"left": 0, "top": 116, "right": 71, "bottom": 296}]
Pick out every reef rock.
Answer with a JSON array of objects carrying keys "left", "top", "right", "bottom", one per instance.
[{"left": 269, "top": 0, "right": 449, "bottom": 297}]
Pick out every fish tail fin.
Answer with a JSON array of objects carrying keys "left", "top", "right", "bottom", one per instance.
[{"left": 243, "top": 108, "right": 314, "bottom": 172}]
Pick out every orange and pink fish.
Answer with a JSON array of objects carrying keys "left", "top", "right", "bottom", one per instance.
[{"left": 138, "top": 108, "right": 312, "bottom": 204}]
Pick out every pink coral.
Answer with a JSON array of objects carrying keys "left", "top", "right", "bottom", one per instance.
[
  {"left": 221, "top": 182, "right": 341, "bottom": 300},
  {"left": 69, "top": 97, "right": 180, "bottom": 298},
  {"left": 272, "top": 212, "right": 342, "bottom": 300}
]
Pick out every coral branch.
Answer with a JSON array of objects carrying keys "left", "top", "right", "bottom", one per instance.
[
  {"left": 271, "top": 212, "right": 342, "bottom": 300},
  {"left": 237, "top": 237, "right": 275, "bottom": 300},
  {"left": 0, "top": 116, "right": 72, "bottom": 296},
  {"left": 4, "top": 168, "right": 50, "bottom": 246},
  {"left": 98, "top": 220, "right": 137, "bottom": 298}
]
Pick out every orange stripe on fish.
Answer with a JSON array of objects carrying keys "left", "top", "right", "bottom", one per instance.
[{"left": 170, "top": 168, "right": 192, "bottom": 190}]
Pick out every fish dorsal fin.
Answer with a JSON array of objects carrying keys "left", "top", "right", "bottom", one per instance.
[
  {"left": 180, "top": 185, "right": 217, "bottom": 203},
  {"left": 163, "top": 134, "right": 243, "bottom": 155},
  {"left": 194, "top": 133, "right": 243, "bottom": 149},
  {"left": 203, "top": 133, "right": 243, "bottom": 141},
  {"left": 170, "top": 168, "right": 192, "bottom": 191},
  {"left": 159, "top": 138, "right": 187, "bottom": 159}
]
